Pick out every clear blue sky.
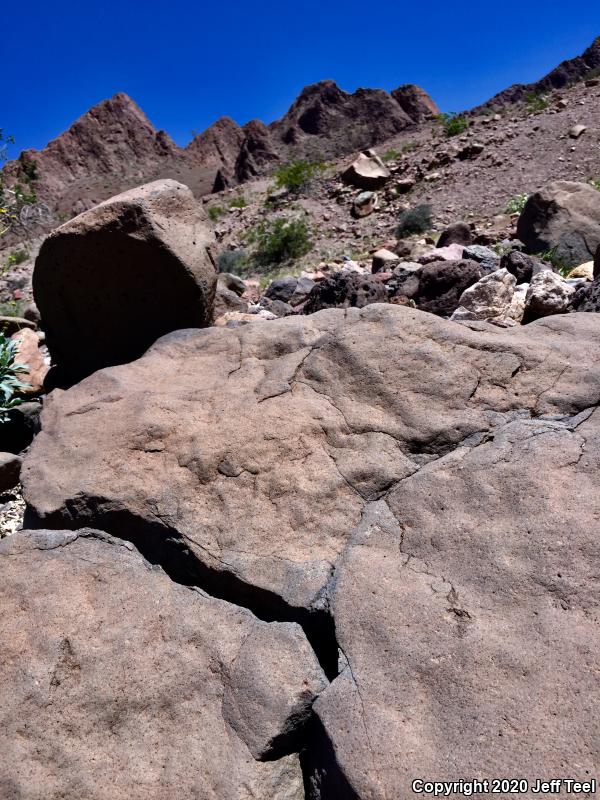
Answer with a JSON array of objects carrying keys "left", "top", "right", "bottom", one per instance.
[{"left": 4, "top": 0, "right": 600, "bottom": 157}]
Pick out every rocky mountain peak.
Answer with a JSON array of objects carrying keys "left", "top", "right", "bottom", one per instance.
[
  {"left": 186, "top": 116, "right": 244, "bottom": 169},
  {"left": 391, "top": 84, "right": 440, "bottom": 122}
]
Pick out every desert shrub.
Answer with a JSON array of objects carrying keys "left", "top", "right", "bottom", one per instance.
[
  {"left": 4, "top": 249, "right": 29, "bottom": 271},
  {"left": 587, "top": 66, "right": 600, "bottom": 80},
  {"left": 216, "top": 249, "right": 248, "bottom": 275},
  {"left": 439, "top": 113, "right": 469, "bottom": 137},
  {"left": 395, "top": 204, "right": 433, "bottom": 238},
  {"left": 273, "top": 160, "right": 324, "bottom": 194},
  {"left": 536, "top": 248, "right": 570, "bottom": 276},
  {"left": 229, "top": 195, "right": 247, "bottom": 209},
  {"left": 246, "top": 216, "right": 313, "bottom": 267},
  {"left": 0, "top": 300, "right": 25, "bottom": 317},
  {"left": 505, "top": 194, "right": 529, "bottom": 214},
  {"left": 524, "top": 92, "right": 548, "bottom": 114},
  {"left": 382, "top": 148, "right": 400, "bottom": 163},
  {"left": 589, "top": 178, "right": 600, "bottom": 192},
  {"left": 402, "top": 141, "right": 417, "bottom": 154},
  {"left": 0, "top": 134, "right": 38, "bottom": 237},
  {"left": 207, "top": 205, "right": 226, "bottom": 222},
  {"left": 0, "top": 332, "right": 28, "bottom": 422}
]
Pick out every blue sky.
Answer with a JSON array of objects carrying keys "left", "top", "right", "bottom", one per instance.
[{"left": 3, "top": 0, "right": 600, "bottom": 156}]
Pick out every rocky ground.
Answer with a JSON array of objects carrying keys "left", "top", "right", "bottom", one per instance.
[{"left": 2, "top": 38, "right": 600, "bottom": 800}]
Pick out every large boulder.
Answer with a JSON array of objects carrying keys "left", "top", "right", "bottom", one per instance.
[
  {"left": 33, "top": 179, "right": 217, "bottom": 383},
  {"left": 303, "top": 271, "right": 388, "bottom": 313},
  {"left": 341, "top": 151, "right": 390, "bottom": 190},
  {"left": 0, "top": 527, "right": 326, "bottom": 799},
  {"left": 19, "top": 305, "right": 600, "bottom": 796},
  {"left": 516, "top": 181, "right": 600, "bottom": 268},
  {"left": 523, "top": 270, "right": 575, "bottom": 323},
  {"left": 450, "top": 268, "right": 516, "bottom": 322},
  {"left": 415, "top": 259, "right": 484, "bottom": 317},
  {"left": 391, "top": 84, "right": 440, "bottom": 122}
]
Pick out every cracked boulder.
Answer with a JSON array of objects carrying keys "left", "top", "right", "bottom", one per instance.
[
  {"left": 0, "top": 528, "right": 326, "bottom": 800},
  {"left": 18, "top": 304, "right": 600, "bottom": 797},
  {"left": 33, "top": 179, "right": 217, "bottom": 384}
]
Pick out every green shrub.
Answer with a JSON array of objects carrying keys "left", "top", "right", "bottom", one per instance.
[
  {"left": 0, "top": 332, "right": 28, "bottom": 422},
  {"left": 524, "top": 92, "right": 548, "bottom": 114},
  {"left": 382, "top": 148, "right": 400, "bottom": 163},
  {"left": 505, "top": 194, "right": 529, "bottom": 214},
  {"left": 439, "top": 113, "right": 469, "bottom": 137},
  {"left": 273, "top": 160, "right": 324, "bottom": 194},
  {"left": 0, "top": 300, "right": 25, "bottom": 317},
  {"left": 229, "top": 195, "right": 248, "bottom": 209},
  {"left": 246, "top": 216, "right": 313, "bottom": 267},
  {"left": 395, "top": 204, "right": 433, "bottom": 238},
  {"left": 216, "top": 249, "right": 248, "bottom": 275},
  {"left": 536, "top": 248, "right": 570, "bottom": 276},
  {"left": 207, "top": 205, "right": 226, "bottom": 222},
  {"left": 589, "top": 178, "right": 600, "bottom": 192},
  {"left": 4, "top": 249, "right": 29, "bottom": 271},
  {"left": 402, "top": 141, "right": 417, "bottom": 154}
]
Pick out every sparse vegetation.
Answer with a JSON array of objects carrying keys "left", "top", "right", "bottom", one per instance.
[
  {"left": 229, "top": 195, "right": 247, "bottom": 209},
  {"left": 4, "top": 249, "right": 29, "bottom": 272},
  {"left": 439, "top": 113, "right": 469, "bottom": 138},
  {"left": 246, "top": 216, "right": 313, "bottom": 268},
  {"left": 382, "top": 148, "right": 400, "bottom": 163},
  {"left": 207, "top": 205, "right": 226, "bottom": 222},
  {"left": 402, "top": 141, "right": 417, "bottom": 154},
  {"left": 524, "top": 92, "right": 548, "bottom": 114},
  {"left": 0, "top": 300, "right": 25, "bottom": 317},
  {"left": 0, "top": 332, "right": 28, "bottom": 422},
  {"left": 0, "top": 133, "right": 38, "bottom": 237},
  {"left": 505, "top": 194, "right": 529, "bottom": 215},
  {"left": 536, "top": 248, "right": 570, "bottom": 276},
  {"left": 395, "top": 204, "right": 433, "bottom": 238},
  {"left": 216, "top": 249, "right": 248, "bottom": 275},
  {"left": 273, "top": 160, "right": 324, "bottom": 194},
  {"left": 589, "top": 178, "right": 600, "bottom": 192}
]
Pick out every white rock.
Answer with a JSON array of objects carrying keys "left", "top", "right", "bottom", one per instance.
[
  {"left": 524, "top": 271, "right": 575, "bottom": 321},
  {"left": 450, "top": 268, "right": 516, "bottom": 322}
]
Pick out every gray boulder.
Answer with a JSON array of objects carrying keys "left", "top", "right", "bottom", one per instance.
[{"left": 517, "top": 181, "right": 600, "bottom": 268}]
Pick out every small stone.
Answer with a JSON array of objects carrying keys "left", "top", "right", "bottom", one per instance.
[
  {"left": 566, "top": 262, "right": 594, "bottom": 281},
  {"left": 523, "top": 271, "right": 575, "bottom": 323},
  {"left": 569, "top": 125, "right": 587, "bottom": 139},
  {"left": 353, "top": 191, "right": 378, "bottom": 218},
  {"left": 0, "top": 453, "right": 22, "bottom": 493},
  {"left": 372, "top": 249, "right": 400, "bottom": 274}
]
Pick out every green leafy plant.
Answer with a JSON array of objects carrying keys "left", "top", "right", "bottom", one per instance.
[
  {"left": 382, "top": 148, "right": 400, "bottom": 163},
  {"left": 536, "top": 248, "right": 570, "bottom": 276},
  {"left": 216, "top": 249, "right": 248, "bottom": 275},
  {"left": 0, "top": 300, "right": 25, "bottom": 317},
  {"left": 395, "top": 204, "right": 433, "bottom": 238},
  {"left": 273, "top": 160, "right": 325, "bottom": 194},
  {"left": 524, "top": 92, "right": 548, "bottom": 114},
  {"left": 505, "top": 194, "right": 529, "bottom": 214},
  {"left": 246, "top": 216, "right": 313, "bottom": 268},
  {"left": 4, "top": 249, "right": 29, "bottom": 271},
  {"left": 229, "top": 195, "right": 248, "bottom": 209},
  {"left": 0, "top": 333, "right": 29, "bottom": 422},
  {"left": 207, "top": 205, "right": 226, "bottom": 222},
  {"left": 0, "top": 135, "right": 38, "bottom": 237},
  {"left": 439, "top": 113, "right": 469, "bottom": 137},
  {"left": 589, "top": 178, "right": 600, "bottom": 192}
]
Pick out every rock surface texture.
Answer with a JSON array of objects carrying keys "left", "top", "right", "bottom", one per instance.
[
  {"left": 33, "top": 179, "right": 217, "bottom": 383},
  {"left": 0, "top": 528, "right": 325, "bottom": 799},
  {"left": 19, "top": 304, "right": 600, "bottom": 797}
]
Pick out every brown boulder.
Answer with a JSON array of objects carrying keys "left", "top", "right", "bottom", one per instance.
[
  {"left": 341, "top": 151, "right": 390, "bottom": 190},
  {"left": 10, "top": 328, "right": 48, "bottom": 394},
  {"left": 33, "top": 179, "right": 217, "bottom": 383},
  {"left": 0, "top": 527, "right": 326, "bottom": 799},
  {"left": 415, "top": 259, "right": 484, "bottom": 317},
  {"left": 517, "top": 181, "right": 600, "bottom": 268}
]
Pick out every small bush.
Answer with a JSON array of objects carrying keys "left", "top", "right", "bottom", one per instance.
[
  {"left": 4, "top": 249, "right": 28, "bottom": 271},
  {"left": 505, "top": 194, "right": 529, "bottom": 214},
  {"left": 216, "top": 249, "right": 248, "bottom": 275},
  {"left": 273, "top": 160, "right": 324, "bottom": 194},
  {"left": 382, "top": 148, "right": 400, "bottom": 163},
  {"left": 524, "top": 92, "right": 548, "bottom": 114},
  {"left": 395, "top": 204, "right": 433, "bottom": 238},
  {"left": 439, "top": 113, "right": 469, "bottom": 138},
  {"left": 207, "top": 205, "right": 226, "bottom": 222},
  {"left": 402, "top": 141, "right": 417, "bottom": 154},
  {"left": 536, "top": 248, "right": 570, "bottom": 276},
  {"left": 0, "top": 332, "right": 28, "bottom": 422},
  {"left": 229, "top": 195, "right": 247, "bottom": 209},
  {"left": 0, "top": 300, "right": 25, "bottom": 317},
  {"left": 589, "top": 178, "right": 600, "bottom": 192},
  {"left": 246, "top": 216, "right": 313, "bottom": 267}
]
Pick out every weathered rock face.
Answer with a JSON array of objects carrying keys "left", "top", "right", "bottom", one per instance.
[
  {"left": 303, "top": 272, "right": 388, "bottom": 313},
  {"left": 517, "top": 181, "right": 600, "bottom": 268},
  {"left": 33, "top": 179, "right": 217, "bottom": 383},
  {"left": 0, "top": 528, "right": 325, "bottom": 799},
  {"left": 234, "top": 120, "right": 280, "bottom": 182},
  {"left": 391, "top": 84, "right": 440, "bottom": 122},
  {"left": 341, "top": 151, "right": 390, "bottom": 190},
  {"left": 570, "top": 277, "right": 600, "bottom": 312},
  {"left": 20, "top": 305, "right": 600, "bottom": 797},
  {"left": 185, "top": 116, "right": 245, "bottom": 172}
]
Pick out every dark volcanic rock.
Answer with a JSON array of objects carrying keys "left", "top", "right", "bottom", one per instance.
[
  {"left": 185, "top": 116, "right": 245, "bottom": 173},
  {"left": 234, "top": 120, "right": 280, "bottom": 182},
  {"left": 303, "top": 271, "right": 388, "bottom": 313},
  {"left": 517, "top": 181, "right": 600, "bottom": 268},
  {"left": 437, "top": 221, "right": 472, "bottom": 248},
  {"left": 500, "top": 250, "right": 549, "bottom": 283},
  {"left": 570, "top": 277, "right": 600, "bottom": 312},
  {"left": 415, "top": 259, "right": 484, "bottom": 317},
  {"left": 391, "top": 84, "right": 440, "bottom": 122},
  {"left": 33, "top": 179, "right": 217, "bottom": 383}
]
